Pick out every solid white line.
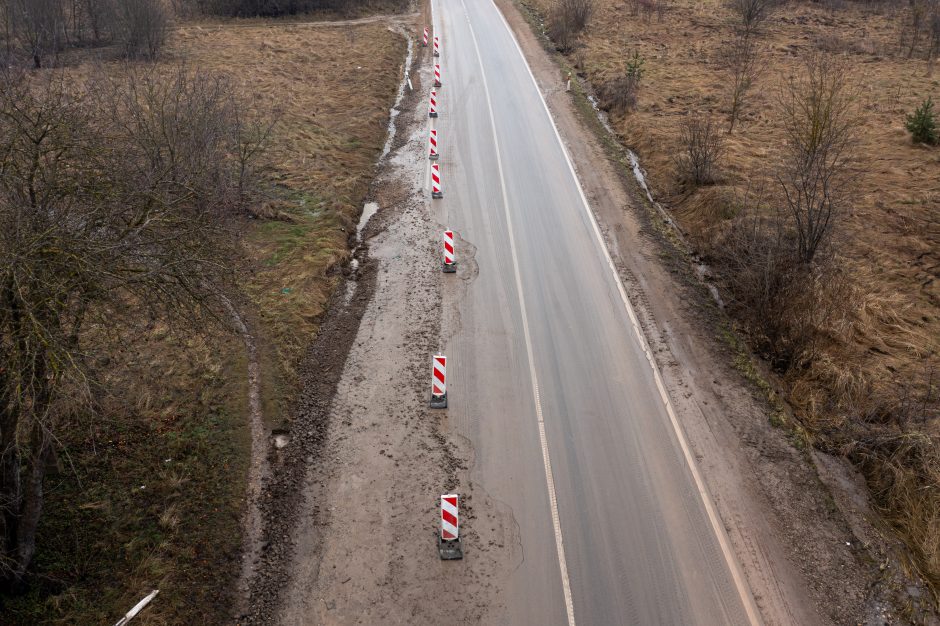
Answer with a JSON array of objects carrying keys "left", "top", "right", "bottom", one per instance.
[
  {"left": 458, "top": 1, "right": 576, "bottom": 624},
  {"left": 487, "top": 3, "right": 763, "bottom": 625}
]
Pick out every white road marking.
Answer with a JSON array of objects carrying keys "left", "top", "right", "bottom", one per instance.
[
  {"left": 487, "top": 3, "right": 764, "bottom": 624},
  {"left": 459, "top": 1, "right": 576, "bottom": 624}
]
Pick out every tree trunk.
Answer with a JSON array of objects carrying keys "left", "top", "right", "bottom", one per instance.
[{"left": 13, "top": 425, "right": 52, "bottom": 581}]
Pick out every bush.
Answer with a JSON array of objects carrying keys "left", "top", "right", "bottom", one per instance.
[
  {"left": 777, "top": 54, "right": 858, "bottom": 264},
  {"left": 906, "top": 97, "right": 939, "bottom": 145},
  {"left": 547, "top": 0, "right": 594, "bottom": 52},
  {"left": 675, "top": 115, "right": 724, "bottom": 186},
  {"left": 110, "top": 0, "right": 170, "bottom": 60},
  {"left": 598, "top": 75, "right": 639, "bottom": 114},
  {"left": 712, "top": 200, "right": 851, "bottom": 370},
  {"left": 597, "top": 51, "right": 644, "bottom": 115}
]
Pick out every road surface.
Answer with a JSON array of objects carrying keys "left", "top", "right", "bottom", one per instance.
[{"left": 433, "top": 0, "right": 760, "bottom": 623}]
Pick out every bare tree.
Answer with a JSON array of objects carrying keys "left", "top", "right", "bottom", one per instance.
[
  {"left": 8, "top": 0, "right": 65, "bottom": 68},
  {"left": 724, "top": 31, "right": 764, "bottom": 133},
  {"left": 675, "top": 115, "right": 724, "bottom": 186},
  {"left": 0, "top": 63, "right": 265, "bottom": 583},
  {"left": 777, "top": 55, "right": 859, "bottom": 265},
  {"left": 727, "top": 0, "right": 779, "bottom": 38}
]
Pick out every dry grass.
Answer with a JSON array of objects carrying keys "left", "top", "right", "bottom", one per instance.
[
  {"left": 173, "top": 23, "right": 406, "bottom": 391},
  {"left": 525, "top": 0, "right": 940, "bottom": 594},
  {"left": 2, "top": 17, "right": 407, "bottom": 626}
]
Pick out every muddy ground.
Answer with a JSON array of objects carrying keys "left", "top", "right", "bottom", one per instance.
[{"left": 239, "top": 2, "right": 938, "bottom": 624}]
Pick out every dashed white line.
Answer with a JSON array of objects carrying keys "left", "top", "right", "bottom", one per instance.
[{"left": 458, "top": 1, "right": 576, "bottom": 624}]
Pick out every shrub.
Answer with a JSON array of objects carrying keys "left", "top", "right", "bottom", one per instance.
[
  {"left": 597, "top": 51, "right": 644, "bottom": 114},
  {"left": 110, "top": 0, "right": 170, "bottom": 60},
  {"left": 547, "top": 0, "right": 594, "bottom": 52},
  {"left": 675, "top": 115, "right": 724, "bottom": 186},
  {"left": 906, "top": 97, "right": 939, "bottom": 145},
  {"left": 712, "top": 198, "right": 851, "bottom": 371},
  {"left": 777, "top": 54, "right": 858, "bottom": 264}
]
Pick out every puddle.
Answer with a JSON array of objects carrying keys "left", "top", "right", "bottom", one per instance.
[
  {"left": 344, "top": 201, "right": 378, "bottom": 304},
  {"left": 356, "top": 202, "right": 379, "bottom": 244},
  {"left": 379, "top": 32, "right": 415, "bottom": 161},
  {"left": 272, "top": 431, "right": 290, "bottom": 450}
]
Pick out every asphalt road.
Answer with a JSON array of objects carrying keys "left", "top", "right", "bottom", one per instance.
[{"left": 431, "top": 0, "right": 761, "bottom": 624}]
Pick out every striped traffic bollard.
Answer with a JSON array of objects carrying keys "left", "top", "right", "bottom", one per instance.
[
  {"left": 438, "top": 494, "right": 463, "bottom": 560},
  {"left": 433, "top": 36, "right": 440, "bottom": 57},
  {"left": 422, "top": 27, "right": 429, "bottom": 47},
  {"left": 430, "top": 354, "right": 447, "bottom": 408},
  {"left": 431, "top": 163, "right": 443, "bottom": 199},
  {"left": 442, "top": 230, "right": 456, "bottom": 273},
  {"left": 428, "top": 90, "right": 438, "bottom": 118},
  {"left": 429, "top": 128, "right": 439, "bottom": 161},
  {"left": 434, "top": 64, "right": 442, "bottom": 87}
]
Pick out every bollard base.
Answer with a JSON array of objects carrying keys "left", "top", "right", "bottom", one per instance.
[
  {"left": 438, "top": 537, "right": 463, "bottom": 560},
  {"left": 429, "top": 153, "right": 439, "bottom": 161},
  {"left": 429, "top": 112, "right": 438, "bottom": 118},
  {"left": 432, "top": 191, "right": 443, "bottom": 199},
  {"left": 442, "top": 261, "right": 456, "bottom": 273},
  {"left": 430, "top": 392, "right": 447, "bottom": 409}
]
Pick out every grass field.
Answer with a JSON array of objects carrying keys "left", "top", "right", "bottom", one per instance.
[
  {"left": 520, "top": 0, "right": 940, "bottom": 595},
  {"left": 1, "top": 18, "right": 406, "bottom": 626}
]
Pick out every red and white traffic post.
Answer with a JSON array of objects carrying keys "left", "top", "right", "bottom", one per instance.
[
  {"left": 422, "top": 26, "right": 429, "bottom": 47},
  {"left": 434, "top": 64, "right": 442, "bottom": 87},
  {"left": 433, "top": 35, "right": 440, "bottom": 57},
  {"left": 430, "top": 354, "right": 447, "bottom": 408},
  {"left": 438, "top": 494, "right": 463, "bottom": 559},
  {"left": 442, "top": 230, "right": 456, "bottom": 273},
  {"left": 431, "top": 163, "right": 443, "bottom": 199},
  {"left": 428, "top": 90, "right": 438, "bottom": 118},
  {"left": 428, "top": 128, "right": 439, "bottom": 161}
]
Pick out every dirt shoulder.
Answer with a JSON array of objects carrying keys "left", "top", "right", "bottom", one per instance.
[
  {"left": 253, "top": 19, "right": 518, "bottom": 624},
  {"left": 231, "top": 9, "right": 525, "bottom": 624},
  {"left": 495, "top": 0, "right": 936, "bottom": 623}
]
